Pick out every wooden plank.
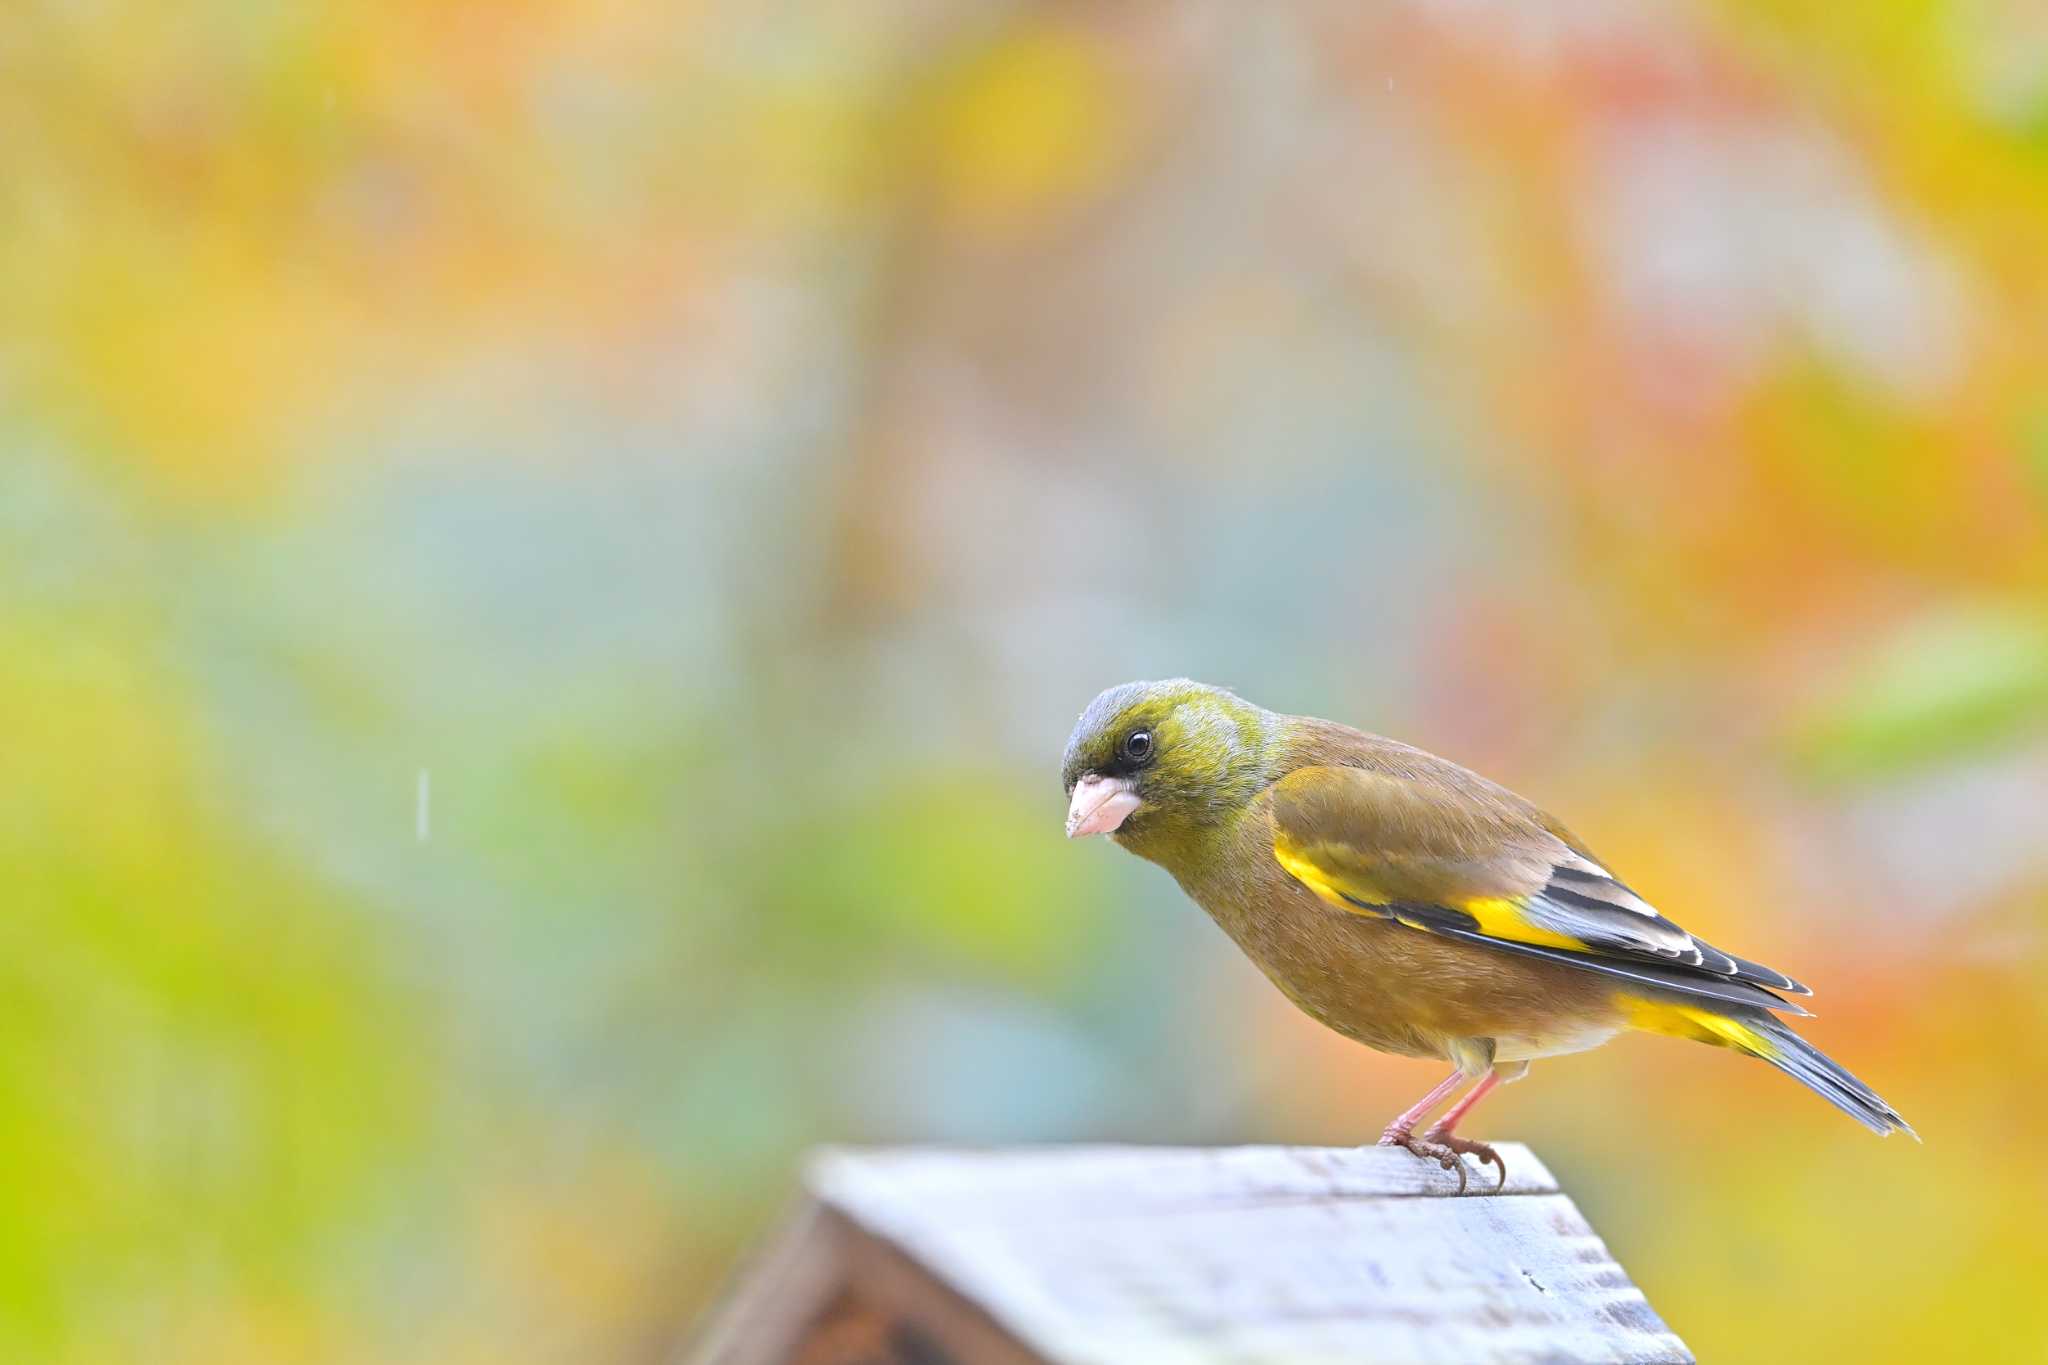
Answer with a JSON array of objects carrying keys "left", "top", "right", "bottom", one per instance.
[
  {"left": 826, "top": 1210, "right": 1058, "bottom": 1365},
  {"left": 812, "top": 1142, "right": 1560, "bottom": 1209},
  {"left": 808, "top": 1144, "right": 1689, "bottom": 1365},
  {"left": 684, "top": 1200, "right": 848, "bottom": 1365},
  {"left": 685, "top": 1201, "right": 1054, "bottom": 1365}
]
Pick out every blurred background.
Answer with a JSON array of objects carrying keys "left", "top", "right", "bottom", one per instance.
[{"left": 7, "top": 0, "right": 2048, "bottom": 1360}]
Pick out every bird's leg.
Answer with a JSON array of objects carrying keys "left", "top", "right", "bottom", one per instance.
[
  {"left": 1375, "top": 1069, "right": 1497, "bottom": 1191},
  {"left": 1374, "top": 1069, "right": 1509, "bottom": 1194},
  {"left": 1375, "top": 1069, "right": 1466, "bottom": 1148},
  {"left": 1419, "top": 1071, "right": 1506, "bottom": 1191}
]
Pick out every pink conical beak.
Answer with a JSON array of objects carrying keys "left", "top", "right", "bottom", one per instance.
[{"left": 1066, "top": 775, "right": 1142, "bottom": 838}]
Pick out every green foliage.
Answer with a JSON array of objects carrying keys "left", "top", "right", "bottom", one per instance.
[{"left": 1791, "top": 607, "right": 2048, "bottom": 780}]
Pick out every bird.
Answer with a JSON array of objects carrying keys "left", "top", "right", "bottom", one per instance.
[{"left": 1061, "top": 678, "right": 1913, "bottom": 1190}]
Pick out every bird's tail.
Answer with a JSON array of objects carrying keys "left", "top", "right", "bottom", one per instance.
[{"left": 1621, "top": 996, "right": 1917, "bottom": 1139}]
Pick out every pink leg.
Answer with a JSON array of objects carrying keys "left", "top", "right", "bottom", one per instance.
[
  {"left": 1376, "top": 1069, "right": 1468, "bottom": 1144},
  {"left": 1424, "top": 1070, "right": 1501, "bottom": 1140},
  {"left": 1377, "top": 1069, "right": 1511, "bottom": 1194}
]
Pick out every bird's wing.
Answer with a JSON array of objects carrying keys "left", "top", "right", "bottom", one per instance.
[{"left": 1266, "top": 764, "right": 1811, "bottom": 1015}]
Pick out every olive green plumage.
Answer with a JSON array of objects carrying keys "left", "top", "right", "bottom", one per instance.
[{"left": 1061, "top": 678, "right": 1913, "bottom": 1141}]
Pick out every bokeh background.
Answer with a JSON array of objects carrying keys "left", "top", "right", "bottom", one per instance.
[{"left": 8, "top": 1, "right": 2048, "bottom": 1360}]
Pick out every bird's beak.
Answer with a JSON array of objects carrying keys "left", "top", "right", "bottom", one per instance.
[{"left": 1066, "top": 774, "right": 1142, "bottom": 838}]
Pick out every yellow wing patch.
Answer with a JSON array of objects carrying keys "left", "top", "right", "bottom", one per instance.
[
  {"left": 1273, "top": 834, "right": 1584, "bottom": 950},
  {"left": 1273, "top": 840, "right": 1388, "bottom": 916},
  {"left": 1455, "top": 897, "right": 1584, "bottom": 951}
]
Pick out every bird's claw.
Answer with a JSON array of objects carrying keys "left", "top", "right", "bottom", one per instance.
[
  {"left": 1423, "top": 1128, "right": 1508, "bottom": 1193},
  {"left": 1376, "top": 1129, "right": 1507, "bottom": 1195}
]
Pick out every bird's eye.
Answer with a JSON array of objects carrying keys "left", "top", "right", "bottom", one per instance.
[{"left": 1122, "top": 730, "right": 1153, "bottom": 762}]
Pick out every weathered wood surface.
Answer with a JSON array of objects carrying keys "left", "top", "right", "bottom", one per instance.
[{"left": 688, "top": 1143, "right": 1692, "bottom": 1365}]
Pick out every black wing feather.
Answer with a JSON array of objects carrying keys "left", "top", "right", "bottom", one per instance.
[
  {"left": 1368, "top": 898, "right": 1813, "bottom": 1016},
  {"left": 1522, "top": 863, "right": 1813, "bottom": 997}
]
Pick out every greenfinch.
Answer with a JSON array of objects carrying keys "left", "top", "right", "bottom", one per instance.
[{"left": 1062, "top": 679, "right": 1912, "bottom": 1189}]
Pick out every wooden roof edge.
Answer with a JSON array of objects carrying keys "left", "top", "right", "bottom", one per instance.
[{"left": 681, "top": 1144, "right": 1693, "bottom": 1365}]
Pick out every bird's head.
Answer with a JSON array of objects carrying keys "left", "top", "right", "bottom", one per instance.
[{"left": 1061, "top": 679, "right": 1281, "bottom": 861}]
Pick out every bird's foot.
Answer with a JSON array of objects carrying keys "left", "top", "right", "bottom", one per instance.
[
  {"left": 1423, "top": 1129, "right": 1507, "bottom": 1193},
  {"left": 1376, "top": 1127, "right": 1505, "bottom": 1195}
]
